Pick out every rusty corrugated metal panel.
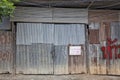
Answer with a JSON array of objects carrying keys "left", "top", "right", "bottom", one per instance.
[
  {"left": 54, "top": 24, "right": 86, "bottom": 74},
  {"left": 89, "top": 43, "right": 107, "bottom": 74},
  {"left": 89, "top": 10, "right": 119, "bottom": 22},
  {"left": 68, "top": 45, "right": 86, "bottom": 74},
  {"left": 89, "top": 44, "right": 97, "bottom": 74},
  {"left": 108, "top": 22, "right": 120, "bottom": 75},
  {"left": 99, "top": 22, "right": 111, "bottom": 41},
  {"left": 0, "top": 31, "right": 13, "bottom": 73},
  {"left": 89, "top": 22, "right": 120, "bottom": 75},
  {"left": 99, "top": 42, "right": 107, "bottom": 74},
  {"left": 99, "top": 23, "right": 106, "bottom": 41},
  {"left": 89, "top": 29, "right": 99, "bottom": 44}
]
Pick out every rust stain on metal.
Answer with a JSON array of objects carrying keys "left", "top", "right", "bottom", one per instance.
[
  {"left": 0, "top": 51, "right": 12, "bottom": 61},
  {"left": 89, "top": 29, "right": 99, "bottom": 44},
  {"left": 0, "top": 31, "right": 13, "bottom": 61},
  {"left": 68, "top": 45, "right": 85, "bottom": 74}
]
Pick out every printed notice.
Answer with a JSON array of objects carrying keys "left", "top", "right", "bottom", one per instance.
[{"left": 69, "top": 46, "right": 81, "bottom": 55}]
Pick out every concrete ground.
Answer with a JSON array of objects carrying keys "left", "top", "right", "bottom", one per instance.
[{"left": 0, "top": 74, "right": 120, "bottom": 80}]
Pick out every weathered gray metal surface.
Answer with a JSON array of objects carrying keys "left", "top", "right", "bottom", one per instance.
[
  {"left": 11, "top": 7, "right": 88, "bottom": 23},
  {"left": 16, "top": 23, "right": 86, "bottom": 74},
  {"left": 54, "top": 24, "right": 86, "bottom": 74},
  {"left": 111, "top": 22, "right": 120, "bottom": 40},
  {"left": 0, "top": 17, "right": 10, "bottom": 30},
  {"left": 89, "top": 22, "right": 100, "bottom": 29},
  {"left": 89, "top": 43, "right": 107, "bottom": 74},
  {"left": 0, "top": 31, "right": 13, "bottom": 73},
  {"left": 16, "top": 23, "right": 54, "bottom": 74},
  {"left": 88, "top": 22, "right": 107, "bottom": 74},
  {"left": 16, "top": 23, "right": 54, "bottom": 45},
  {"left": 54, "top": 24, "right": 85, "bottom": 45},
  {"left": 109, "top": 22, "right": 120, "bottom": 75},
  {"left": 69, "top": 45, "right": 86, "bottom": 74},
  {"left": 54, "top": 45, "right": 68, "bottom": 74},
  {"left": 88, "top": 22, "right": 120, "bottom": 75},
  {"left": 16, "top": 44, "right": 54, "bottom": 74}
]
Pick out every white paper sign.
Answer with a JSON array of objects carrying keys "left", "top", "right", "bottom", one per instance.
[{"left": 69, "top": 46, "right": 81, "bottom": 55}]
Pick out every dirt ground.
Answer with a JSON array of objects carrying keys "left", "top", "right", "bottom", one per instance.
[{"left": 0, "top": 74, "right": 120, "bottom": 80}]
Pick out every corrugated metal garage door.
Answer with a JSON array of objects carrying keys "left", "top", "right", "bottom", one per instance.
[
  {"left": 16, "top": 23, "right": 86, "bottom": 74},
  {"left": 54, "top": 24, "right": 86, "bottom": 74},
  {"left": 16, "top": 23, "right": 54, "bottom": 74}
]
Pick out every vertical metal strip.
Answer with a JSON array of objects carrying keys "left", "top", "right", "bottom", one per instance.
[
  {"left": 11, "top": 22, "right": 16, "bottom": 75},
  {"left": 85, "top": 24, "right": 90, "bottom": 74}
]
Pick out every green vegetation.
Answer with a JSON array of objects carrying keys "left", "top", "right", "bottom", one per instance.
[{"left": 0, "top": 0, "right": 19, "bottom": 22}]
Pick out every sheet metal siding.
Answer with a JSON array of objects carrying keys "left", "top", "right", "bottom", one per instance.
[
  {"left": 89, "top": 43, "right": 107, "bottom": 74},
  {"left": 69, "top": 45, "right": 86, "bottom": 74},
  {"left": 16, "top": 23, "right": 86, "bottom": 47},
  {"left": 54, "top": 24, "right": 85, "bottom": 45},
  {"left": 54, "top": 24, "right": 86, "bottom": 74},
  {"left": 109, "top": 22, "right": 120, "bottom": 75},
  {"left": 0, "top": 31, "right": 13, "bottom": 73},
  {"left": 89, "top": 29, "right": 99, "bottom": 44},
  {"left": 16, "top": 23, "right": 86, "bottom": 74},
  {"left": 111, "top": 22, "right": 120, "bottom": 40},
  {"left": 16, "top": 44, "right": 54, "bottom": 74},
  {"left": 16, "top": 23, "right": 54, "bottom": 45},
  {"left": 88, "top": 22, "right": 107, "bottom": 74},
  {"left": 54, "top": 45, "right": 68, "bottom": 74},
  {"left": 16, "top": 23, "right": 54, "bottom": 74},
  {"left": 11, "top": 7, "right": 88, "bottom": 23},
  {"left": 89, "top": 22, "right": 120, "bottom": 75},
  {"left": 89, "top": 22, "right": 100, "bottom": 29}
]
